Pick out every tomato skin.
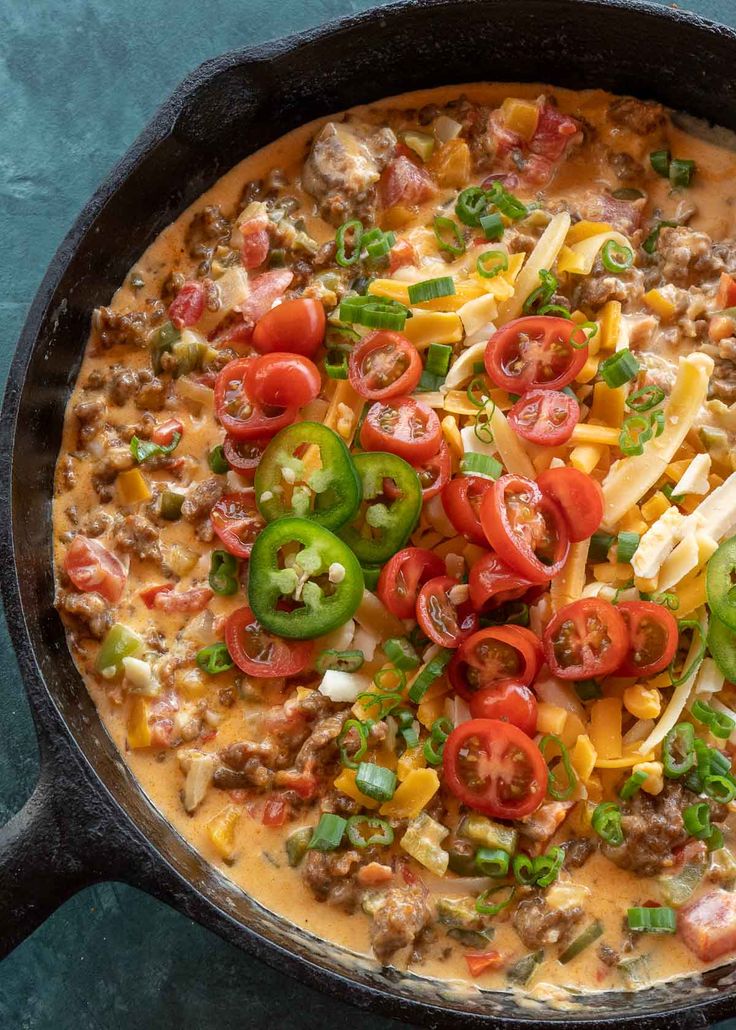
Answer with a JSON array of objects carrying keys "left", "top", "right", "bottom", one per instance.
[
  {"left": 508, "top": 389, "right": 579, "bottom": 446},
  {"left": 252, "top": 298, "right": 326, "bottom": 358},
  {"left": 413, "top": 440, "right": 451, "bottom": 501},
  {"left": 469, "top": 683, "right": 538, "bottom": 737},
  {"left": 140, "top": 584, "right": 172, "bottom": 609},
  {"left": 244, "top": 352, "right": 320, "bottom": 409},
  {"left": 168, "top": 281, "right": 205, "bottom": 329},
  {"left": 465, "top": 950, "right": 503, "bottom": 977},
  {"left": 442, "top": 476, "right": 495, "bottom": 547},
  {"left": 262, "top": 797, "right": 288, "bottom": 827},
  {"left": 151, "top": 418, "right": 183, "bottom": 447},
  {"left": 348, "top": 331, "right": 422, "bottom": 401},
  {"left": 416, "top": 576, "right": 479, "bottom": 648},
  {"left": 360, "top": 396, "right": 441, "bottom": 464},
  {"left": 152, "top": 586, "right": 213, "bottom": 613},
  {"left": 377, "top": 547, "right": 445, "bottom": 620},
  {"left": 214, "top": 357, "right": 298, "bottom": 440},
  {"left": 480, "top": 474, "right": 568, "bottom": 584},
  {"left": 222, "top": 435, "right": 269, "bottom": 480},
  {"left": 240, "top": 214, "right": 270, "bottom": 270},
  {"left": 484, "top": 316, "right": 588, "bottom": 393},
  {"left": 537, "top": 467, "right": 603, "bottom": 543},
  {"left": 389, "top": 239, "right": 418, "bottom": 274},
  {"left": 468, "top": 551, "right": 533, "bottom": 612},
  {"left": 617, "top": 601, "right": 679, "bottom": 678},
  {"left": 543, "top": 597, "right": 629, "bottom": 679},
  {"left": 443, "top": 718, "right": 548, "bottom": 820},
  {"left": 225, "top": 605, "right": 313, "bottom": 677},
  {"left": 64, "top": 535, "right": 126, "bottom": 603},
  {"left": 449, "top": 626, "right": 541, "bottom": 700},
  {"left": 210, "top": 490, "right": 266, "bottom": 559},
  {"left": 380, "top": 155, "right": 436, "bottom": 207}
]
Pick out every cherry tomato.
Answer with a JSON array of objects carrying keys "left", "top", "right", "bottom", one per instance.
[
  {"left": 468, "top": 551, "right": 534, "bottom": 612},
  {"left": 210, "top": 490, "right": 265, "bottom": 559},
  {"left": 377, "top": 547, "right": 445, "bottom": 620},
  {"left": 413, "top": 440, "right": 451, "bottom": 501},
  {"left": 64, "top": 535, "right": 126, "bottom": 603},
  {"left": 441, "top": 476, "right": 495, "bottom": 547},
  {"left": 360, "top": 396, "right": 441, "bottom": 464},
  {"left": 151, "top": 418, "right": 183, "bottom": 448},
  {"left": 168, "top": 281, "right": 205, "bottom": 329},
  {"left": 252, "top": 298, "right": 326, "bottom": 358},
  {"left": 443, "top": 718, "right": 548, "bottom": 819},
  {"left": 508, "top": 389, "right": 579, "bottom": 446},
  {"left": 222, "top": 435, "right": 269, "bottom": 481},
  {"left": 214, "top": 357, "right": 298, "bottom": 439},
  {"left": 543, "top": 597, "right": 629, "bottom": 679},
  {"left": 225, "top": 605, "right": 313, "bottom": 677},
  {"left": 449, "top": 626, "right": 541, "bottom": 700},
  {"left": 469, "top": 683, "right": 538, "bottom": 737},
  {"left": 484, "top": 316, "right": 588, "bottom": 393},
  {"left": 244, "top": 352, "right": 321, "bottom": 409},
  {"left": 617, "top": 601, "right": 679, "bottom": 678},
  {"left": 416, "top": 576, "right": 478, "bottom": 648},
  {"left": 537, "top": 467, "right": 603, "bottom": 543},
  {"left": 348, "top": 331, "right": 422, "bottom": 400},
  {"left": 480, "top": 474, "right": 568, "bottom": 584}
]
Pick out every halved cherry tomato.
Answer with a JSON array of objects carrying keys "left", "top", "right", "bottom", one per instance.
[
  {"left": 151, "top": 418, "right": 183, "bottom": 448},
  {"left": 377, "top": 547, "right": 445, "bottom": 620},
  {"left": 413, "top": 440, "right": 451, "bottom": 501},
  {"left": 484, "top": 316, "right": 588, "bottom": 393},
  {"left": 543, "top": 598, "right": 629, "bottom": 679},
  {"left": 449, "top": 626, "right": 541, "bottom": 700},
  {"left": 348, "top": 331, "right": 422, "bottom": 400},
  {"left": 469, "top": 683, "right": 538, "bottom": 737},
  {"left": 214, "top": 357, "right": 298, "bottom": 439},
  {"left": 244, "top": 352, "right": 320, "bottom": 409},
  {"left": 64, "top": 535, "right": 126, "bottom": 603},
  {"left": 416, "top": 576, "right": 478, "bottom": 648},
  {"left": 225, "top": 604, "right": 313, "bottom": 677},
  {"left": 360, "top": 396, "right": 441, "bottom": 464},
  {"left": 537, "top": 467, "right": 603, "bottom": 543},
  {"left": 168, "top": 281, "right": 205, "bottom": 329},
  {"left": 222, "top": 435, "right": 269, "bottom": 480},
  {"left": 210, "top": 490, "right": 265, "bottom": 559},
  {"left": 508, "top": 389, "right": 579, "bottom": 446},
  {"left": 617, "top": 601, "right": 679, "bottom": 678},
  {"left": 468, "top": 551, "right": 534, "bottom": 612},
  {"left": 252, "top": 297, "right": 326, "bottom": 358},
  {"left": 443, "top": 718, "right": 548, "bottom": 819},
  {"left": 441, "top": 476, "right": 494, "bottom": 547},
  {"left": 480, "top": 474, "right": 568, "bottom": 584}
]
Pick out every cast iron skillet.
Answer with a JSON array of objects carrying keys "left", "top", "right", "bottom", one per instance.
[{"left": 2, "top": 0, "right": 736, "bottom": 1023}]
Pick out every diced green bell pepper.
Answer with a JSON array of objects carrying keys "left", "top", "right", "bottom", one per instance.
[{"left": 95, "top": 623, "right": 144, "bottom": 676}]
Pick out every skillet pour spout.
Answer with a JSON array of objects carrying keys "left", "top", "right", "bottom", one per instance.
[{"left": 3, "top": 0, "right": 736, "bottom": 1024}]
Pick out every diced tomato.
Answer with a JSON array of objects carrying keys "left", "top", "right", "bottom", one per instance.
[
  {"left": 64, "top": 535, "right": 127, "bottom": 603},
  {"left": 239, "top": 269, "right": 293, "bottom": 325},
  {"left": 211, "top": 491, "right": 265, "bottom": 559},
  {"left": 240, "top": 214, "right": 270, "bottom": 270},
  {"left": 530, "top": 103, "right": 580, "bottom": 162},
  {"left": 152, "top": 586, "right": 213, "bottom": 613},
  {"left": 357, "top": 862, "right": 393, "bottom": 886},
  {"left": 168, "top": 280, "right": 205, "bottom": 328},
  {"left": 717, "top": 272, "right": 736, "bottom": 309},
  {"left": 274, "top": 768, "right": 319, "bottom": 800},
  {"left": 151, "top": 418, "right": 183, "bottom": 447},
  {"left": 262, "top": 797, "right": 288, "bottom": 827},
  {"left": 388, "top": 238, "right": 418, "bottom": 273},
  {"left": 380, "top": 156, "right": 437, "bottom": 208},
  {"left": 465, "top": 950, "right": 503, "bottom": 977},
  {"left": 140, "top": 583, "right": 174, "bottom": 609},
  {"left": 679, "top": 889, "right": 736, "bottom": 962}
]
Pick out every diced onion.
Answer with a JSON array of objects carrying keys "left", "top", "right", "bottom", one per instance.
[{"left": 318, "top": 669, "right": 371, "bottom": 703}]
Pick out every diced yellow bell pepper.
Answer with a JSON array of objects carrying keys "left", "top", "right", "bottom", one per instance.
[
  {"left": 623, "top": 684, "right": 662, "bottom": 720},
  {"left": 569, "top": 424, "right": 621, "bottom": 447},
  {"left": 643, "top": 288, "right": 676, "bottom": 321},
  {"left": 402, "top": 310, "right": 463, "bottom": 348},
  {"left": 401, "top": 130, "right": 435, "bottom": 162},
  {"left": 117, "top": 468, "right": 151, "bottom": 505},
  {"left": 641, "top": 491, "right": 671, "bottom": 523},
  {"left": 441, "top": 415, "right": 463, "bottom": 459},
  {"left": 571, "top": 734, "right": 597, "bottom": 783},
  {"left": 429, "top": 138, "right": 471, "bottom": 187},
  {"left": 400, "top": 812, "right": 449, "bottom": 875},
  {"left": 570, "top": 443, "right": 605, "bottom": 475},
  {"left": 536, "top": 702, "right": 568, "bottom": 736},
  {"left": 207, "top": 804, "right": 241, "bottom": 861},
  {"left": 397, "top": 746, "right": 427, "bottom": 781},
  {"left": 567, "top": 221, "right": 615, "bottom": 246},
  {"left": 334, "top": 768, "right": 379, "bottom": 809},
  {"left": 589, "top": 697, "right": 623, "bottom": 760},
  {"left": 127, "top": 697, "right": 151, "bottom": 749},
  {"left": 500, "top": 98, "right": 540, "bottom": 140},
  {"left": 380, "top": 768, "right": 440, "bottom": 820}
]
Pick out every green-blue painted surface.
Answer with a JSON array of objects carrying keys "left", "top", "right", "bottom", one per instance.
[{"left": 1, "top": 1, "right": 735, "bottom": 1026}]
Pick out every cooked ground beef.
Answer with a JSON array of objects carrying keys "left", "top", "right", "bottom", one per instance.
[
  {"left": 607, "top": 97, "right": 667, "bottom": 136},
  {"left": 512, "top": 892, "right": 584, "bottom": 950},
  {"left": 657, "top": 226, "right": 723, "bottom": 287},
  {"left": 181, "top": 476, "right": 223, "bottom": 522},
  {"left": 562, "top": 836, "right": 596, "bottom": 869},
  {"left": 302, "top": 120, "right": 396, "bottom": 224},
  {"left": 56, "top": 589, "right": 113, "bottom": 639},
  {"left": 712, "top": 356, "right": 736, "bottom": 403},
  {"left": 573, "top": 268, "right": 643, "bottom": 310},
  {"left": 73, "top": 397, "right": 106, "bottom": 424},
  {"left": 113, "top": 515, "right": 161, "bottom": 561},
  {"left": 319, "top": 788, "right": 362, "bottom": 817},
  {"left": 93, "top": 306, "right": 159, "bottom": 351},
  {"left": 185, "top": 204, "right": 231, "bottom": 275},
  {"left": 302, "top": 848, "right": 363, "bottom": 910},
  {"left": 370, "top": 886, "right": 434, "bottom": 964},
  {"left": 608, "top": 150, "right": 645, "bottom": 182}
]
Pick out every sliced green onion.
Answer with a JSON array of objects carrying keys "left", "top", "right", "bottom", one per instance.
[
  {"left": 355, "top": 690, "right": 403, "bottom": 719},
  {"left": 424, "top": 715, "right": 452, "bottom": 766},
  {"left": 416, "top": 370, "right": 445, "bottom": 392},
  {"left": 643, "top": 219, "right": 677, "bottom": 255},
  {"left": 650, "top": 149, "right": 671, "bottom": 177},
  {"left": 476, "top": 884, "right": 516, "bottom": 916},
  {"left": 620, "top": 770, "right": 648, "bottom": 801},
  {"left": 692, "top": 699, "right": 735, "bottom": 739},
  {"left": 707, "top": 825, "right": 725, "bottom": 852},
  {"left": 619, "top": 414, "right": 653, "bottom": 457},
  {"left": 473, "top": 401, "right": 496, "bottom": 444},
  {"left": 209, "top": 549, "right": 239, "bottom": 596},
  {"left": 512, "top": 853, "right": 537, "bottom": 885},
  {"left": 506, "top": 949, "right": 543, "bottom": 986},
  {"left": 589, "top": 531, "right": 614, "bottom": 563},
  {"left": 433, "top": 216, "right": 466, "bottom": 257},
  {"left": 335, "top": 219, "right": 363, "bottom": 267},
  {"left": 539, "top": 734, "right": 577, "bottom": 801},
  {"left": 338, "top": 719, "right": 369, "bottom": 769},
  {"left": 426, "top": 343, "right": 453, "bottom": 376},
  {"left": 599, "top": 348, "right": 639, "bottom": 388},
  {"left": 575, "top": 678, "right": 602, "bottom": 701},
  {"left": 486, "top": 181, "right": 527, "bottom": 220},
  {"left": 533, "top": 846, "right": 565, "bottom": 887},
  {"left": 601, "top": 239, "right": 634, "bottom": 273},
  {"left": 355, "top": 762, "right": 397, "bottom": 802},
  {"left": 480, "top": 212, "right": 504, "bottom": 240},
  {"left": 346, "top": 815, "right": 394, "bottom": 848},
  {"left": 466, "top": 376, "right": 488, "bottom": 408},
  {"left": 616, "top": 531, "right": 640, "bottom": 564},
  {"left": 663, "top": 722, "right": 696, "bottom": 778},
  {"left": 208, "top": 444, "right": 230, "bottom": 474},
  {"left": 669, "top": 620, "right": 706, "bottom": 688},
  {"left": 460, "top": 452, "right": 503, "bottom": 480},
  {"left": 408, "top": 647, "right": 453, "bottom": 703},
  {"left": 307, "top": 813, "right": 347, "bottom": 851},
  {"left": 592, "top": 801, "right": 623, "bottom": 846},
  {"left": 559, "top": 921, "right": 604, "bottom": 964},
  {"left": 339, "top": 295, "right": 410, "bottom": 331},
  {"left": 325, "top": 349, "right": 349, "bottom": 379},
  {"left": 703, "top": 774, "right": 736, "bottom": 804},
  {"left": 374, "top": 666, "right": 406, "bottom": 693},
  {"left": 477, "top": 250, "right": 508, "bottom": 279},
  {"left": 684, "top": 801, "right": 711, "bottom": 839},
  {"left": 363, "top": 227, "right": 396, "bottom": 260},
  {"left": 538, "top": 303, "right": 572, "bottom": 319},
  {"left": 627, "top": 385, "right": 665, "bottom": 413},
  {"left": 627, "top": 906, "right": 676, "bottom": 934},
  {"left": 316, "top": 649, "right": 364, "bottom": 674},
  {"left": 383, "top": 637, "right": 420, "bottom": 670},
  {"left": 475, "top": 846, "right": 510, "bottom": 878},
  {"left": 455, "top": 186, "right": 489, "bottom": 226},
  {"left": 408, "top": 276, "right": 456, "bottom": 304},
  {"left": 651, "top": 409, "right": 665, "bottom": 438},
  {"left": 396, "top": 708, "right": 419, "bottom": 749},
  {"left": 670, "top": 158, "right": 695, "bottom": 188},
  {"left": 196, "top": 642, "right": 234, "bottom": 675},
  {"left": 523, "top": 268, "right": 557, "bottom": 314},
  {"left": 130, "top": 432, "right": 181, "bottom": 464}
]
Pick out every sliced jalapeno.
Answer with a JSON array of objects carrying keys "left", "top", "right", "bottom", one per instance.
[{"left": 338, "top": 451, "right": 422, "bottom": 565}]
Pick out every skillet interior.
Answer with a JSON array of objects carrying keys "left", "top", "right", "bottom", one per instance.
[{"left": 5, "top": 0, "right": 736, "bottom": 1023}]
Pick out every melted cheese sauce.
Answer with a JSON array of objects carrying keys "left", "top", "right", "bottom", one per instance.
[{"left": 53, "top": 83, "right": 736, "bottom": 1000}]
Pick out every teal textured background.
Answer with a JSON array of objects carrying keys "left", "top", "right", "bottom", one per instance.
[{"left": 1, "top": 1, "right": 735, "bottom": 1026}]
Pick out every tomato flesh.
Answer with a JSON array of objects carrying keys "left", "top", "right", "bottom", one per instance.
[
  {"left": 508, "top": 389, "right": 579, "bottom": 446},
  {"left": 210, "top": 490, "right": 266, "bottom": 559},
  {"left": 485, "top": 316, "right": 588, "bottom": 392},
  {"left": 468, "top": 551, "right": 533, "bottom": 612},
  {"left": 543, "top": 597, "right": 629, "bottom": 679},
  {"left": 348, "top": 331, "right": 422, "bottom": 401},
  {"left": 413, "top": 440, "right": 451, "bottom": 501},
  {"left": 168, "top": 281, "right": 205, "bottom": 329},
  {"left": 360, "top": 396, "right": 441, "bottom": 464},
  {"left": 469, "top": 683, "right": 538, "bottom": 737},
  {"left": 449, "top": 626, "right": 541, "bottom": 700},
  {"left": 225, "top": 605, "right": 312, "bottom": 677},
  {"left": 214, "top": 357, "right": 298, "bottom": 440},
  {"left": 222, "top": 435, "right": 269, "bottom": 480},
  {"left": 416, "top": 575, "right": 478, "bottom": 648},
  {"left": 441, "top": 476, "right": 494, "bottom": 547},
  {"left": 480, "top": 474, "right": 568, "bottom": 584},
  {"left": 377, "top": 547, "right": 445, "bottom": 620},
  {"left": 252, "top": 297, "right": 326, "bottom": 358},
  {"left": 64, "top": 535, "right": 126, "bottom": 603},
  {"left": 537, "top": 467, "right": 603, "bottom": 543},
  {"left": 617, "top": 601, "right": 679, "bottom": 677}
]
